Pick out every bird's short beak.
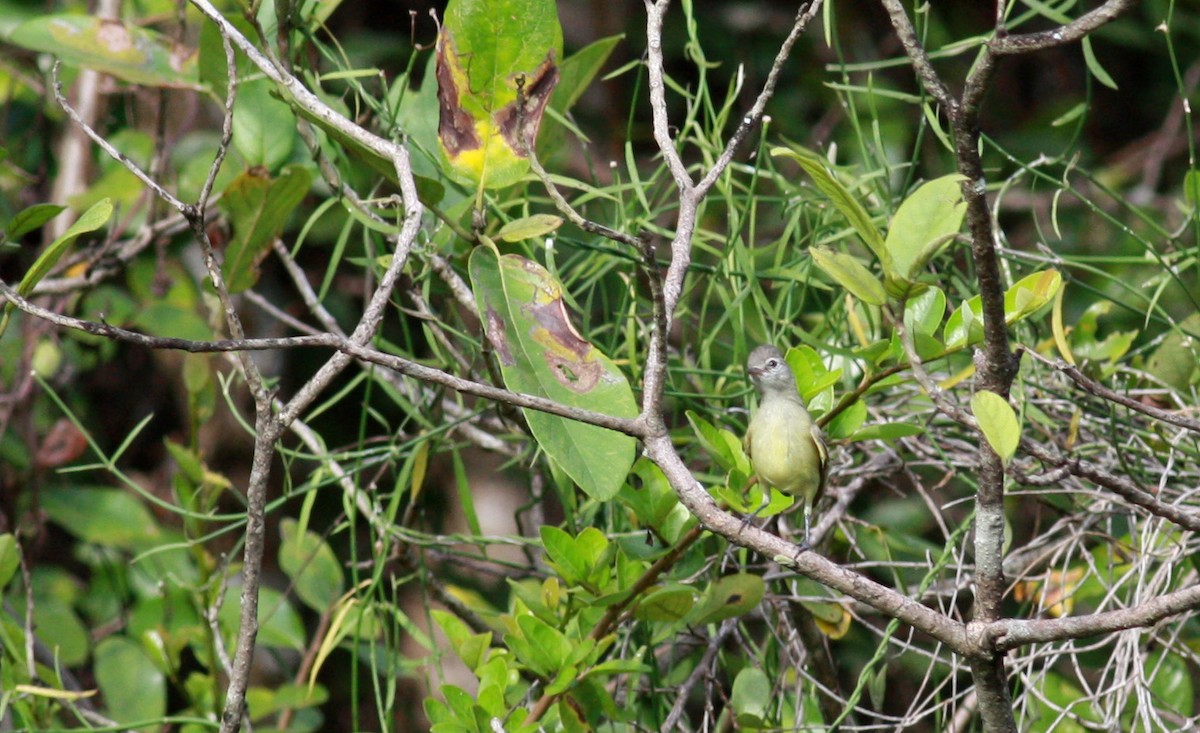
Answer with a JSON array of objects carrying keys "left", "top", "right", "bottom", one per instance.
[{"left": 747, "top": 366, "right": 764, "bottom": 378}]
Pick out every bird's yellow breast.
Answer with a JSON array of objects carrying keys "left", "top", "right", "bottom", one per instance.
[{"left": 745, "top": 398, "right": 822, "bottom": 503}]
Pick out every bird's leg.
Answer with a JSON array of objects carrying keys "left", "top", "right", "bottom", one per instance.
[
  {"left": 791, "top": 502, "right": 814, "bottom": 561},
  {"left": 737, "top": 476, "right": 768, "bottom": 536}
]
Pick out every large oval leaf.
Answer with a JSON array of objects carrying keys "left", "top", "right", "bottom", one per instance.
[
  {"left": 437, "top": 0, "right": 563, "bottom": 190},
  {"left": 884, "top": 174, "right": 967, "bottom": 282},
  {"left": 9, "top": 15, "right": 198, "bottom": 88},
  {"left": 469, "top": 246, "right": 636, "bottom": 499}
]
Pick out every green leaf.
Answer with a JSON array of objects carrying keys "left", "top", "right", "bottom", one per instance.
[
  {"left": 618, "top": 459, "right": 690, "bottom": 543},
  {"left": 497, "top": 213, "right": 563, "bottom": 242},
  {"left": 884, "top": 174, "right": 966, "bottom": 283},
  {"left": 469, "top": 247, "right": 637, "bottom": 500},
  {"left": 540, "top": 526, "right": 610, "bottom": 587},
  {"left": 1081, "top": 36, "right": 1118, "bottom": 90},
  {"left": 432, "top": 610, "right": 492, "bottom": 671},
  {"left": 826, "top": 399, "right": 868, "bottom": 440},
  {"left": 943, "top": 270, "right": 1061, "bottom": 351},
  {"left": 4, "top": 203, "right": 66, "bottom": 241},
  {"left": 512, "top": 613, "right": 572, "bottom": 678},
  {"left": 686, "top": 410, "right": 750, "bottom": 475},
  {"left": 219, "top": 585, "right": 306, "bottom": 651},
  {"left": 437, "top": 0, "right": 564, "bottom": 190},
  {"left": 689, "top": 574, "right": 765, "bottom": 625},
  {"left": 8, "top": 15, "right": 198, "bottom": 88},
  {"left": 41, "top": 487, "right": 160, "bottom": 549},
  {"left": 551, "top": 34, "right": 622, "bottom": 114},
  {"left": 810, "top": 245, "right": 887, "bottom": 306},
  {"left": 971, "top": 391, "right": 1020, "bottom": 462},
  {"left": 31, "top": 596, "right": 90, "bottom": 667},
  {"left": 731, "top": 667, "right": 771, "bottom": 727},
  {"left": 635, "top": 585, "right": 695, "bottom": 622},
  {"left": 0, "top": 534, "right": 17, "bottom": 590},
  {"left": 1184, "top": 169, "right": 1200, "bottom": 211},
  {"left": 905, "top": 287, "right": 946, "bottom": 337},
  {"left": 232, "top": 79, "right": 298, "bottom": 171},
  {"left": 1004, "top": 270, "right": 1062, "bottom": 323},
  {"left": 95, "top": 636, "right": 166, "bottom": 732},
  {"left": 772, "top": 144, "right": 886, "bottom": 262},
  {"left": 278, "top": 518, "right": 346, "bottom": 613},
  {"left": 15, "top": 198, "right": 112, "bottom": 299},
  {"left": 1145, "top": 649, "right": 1192, "bottom": 718},
  {"left": 849, "top": 422, "right": 924, "bottom": 441},
  {"left": 1146, "top": 313, "right": 1200, "bottom": 391},
  {"left": 219, "top": 164, "right": 312, "bottom": 293}
]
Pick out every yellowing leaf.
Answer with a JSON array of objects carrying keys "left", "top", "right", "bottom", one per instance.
[
  {"left": 436, "top": 0, "right": 563, "bottom": 190},
  {"left": 971, "top": 391, "right": 1020, "bottom": 463},
  {"left": 810, "top": 246, "right": 887, "bottom": 306}
]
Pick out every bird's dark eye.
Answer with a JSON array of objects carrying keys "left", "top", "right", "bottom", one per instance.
[{"left": 766, "top": 359, "right": 778, "bottom": 368}]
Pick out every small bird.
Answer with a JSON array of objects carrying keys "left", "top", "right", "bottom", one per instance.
[{"left": 744, "top": 344, "right": 828, "bottom": 550}]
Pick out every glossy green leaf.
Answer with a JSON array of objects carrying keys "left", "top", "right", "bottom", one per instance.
[
  {"left": 731, "top": 667, "right": 771, "bottom": 727},
  {"left": 785, "top": 345, "right": 840, "bottom": 405},
  {"left": 772, "top": 145, "right": 886, "bottom": 262},
  {"left": 279, "top": 518, "right": 345, "bottom": 613},
  {"left": 469, "top": 247, "right": 637, "bottom": 499},
  {"left": 219, "top": 164, "right": 312, "bottom": 293},
  {"left": 8, "top": 15, "right": 198, "bottom": 88},
  {"left": 689, "top": 574, "right": 765, "bottom": 625},
  {"left": 437, "top": 0, "right": 564, "bottom": 189},
  {"left": 971, "top": 391, "right": 1020, "bottom": 462},
  {"left": 943, "top": 299, "right": 983, "bottom": 351},
  {"left": 232, "top": 79, "right": 297, "bottom": 171},
  {"left": 810, "top": 245, "right": 887, "bottom": 306},
  {"left": 497, "top": 213, "right": 563, "bottom": 242},
  {"left": 4, "top": 203, "right": 66, "bottom": 242},
  {"left": 95, "top": 636, "right": 166, "bottom": 731},
  {"left": 41, "top": 487, "right": 160, "bottom": 549},
  {"left": 884, "top": 174, "right": 966, "bottom": 282}
]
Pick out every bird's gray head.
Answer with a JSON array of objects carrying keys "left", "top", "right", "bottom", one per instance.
[{"left": 746, "top": 344, "right": 798, "bottom": 397}]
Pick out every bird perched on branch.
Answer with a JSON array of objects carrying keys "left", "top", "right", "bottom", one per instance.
[{"left": 744, "top": 344, "right": 828, "bottom": 551}]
